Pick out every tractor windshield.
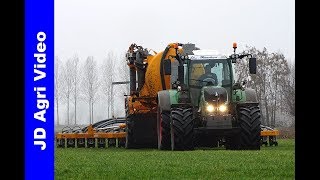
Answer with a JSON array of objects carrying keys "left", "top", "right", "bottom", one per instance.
[
  {"left": 189, "top": 59, "right": 232, "bottom": 88},
  {"left": 187, "top": 59, "right": 232, "bottom": 107}
]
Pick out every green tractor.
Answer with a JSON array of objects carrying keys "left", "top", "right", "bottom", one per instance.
[{"left": 157, "top": 43, "right": 261, "bottom": 150}]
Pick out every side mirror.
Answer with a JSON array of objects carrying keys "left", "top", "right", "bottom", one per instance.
[
  {"left": 163, "top": 59, "right": 171, "bottom": 75},
  {"left": 249, "top": 57, "right": 256, "bottom": 74}
]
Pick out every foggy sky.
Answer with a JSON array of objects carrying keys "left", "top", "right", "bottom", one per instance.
[{"left": 55, "top": 0, "right": 295, "bottom": 63}]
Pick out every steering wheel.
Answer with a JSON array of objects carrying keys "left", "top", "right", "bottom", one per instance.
[{"left": 201, "top": 77, "right": 216, "bottom": 86}]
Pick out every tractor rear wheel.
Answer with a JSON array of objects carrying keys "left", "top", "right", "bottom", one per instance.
[
  {"left": 157, "top": 108, "right": 171, "bottom": 150},
  {"left": 171, "top": 107, "right": 194, "bottom": 151},
  {"left": 228, "top": 105, "right": 261, "bottom": 150}
]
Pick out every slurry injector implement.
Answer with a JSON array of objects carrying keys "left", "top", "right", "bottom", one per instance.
[{"left": 56, "top": 117, "right": 126, "bottom": 148}]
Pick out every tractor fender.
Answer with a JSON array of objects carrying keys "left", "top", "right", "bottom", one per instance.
[
  {"left": 157, "top": 90, "right": 178, "bottom": 111},
  {"left": 244, "top": 88, "right": 258, "bottom": 102}
]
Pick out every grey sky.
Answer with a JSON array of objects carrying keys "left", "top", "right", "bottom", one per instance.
[
  {"left": 55, "top": 0, "right": 295, "bottom": 124},
  {"left": 55, "top": 0, "right": 295, "bottom": 63}
]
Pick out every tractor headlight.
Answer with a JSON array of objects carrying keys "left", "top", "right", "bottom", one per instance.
[
  {"left": 206, "top": 105, "right": 214, "bottom": 112},
  {"left": 218, "top": 105, "right": 227, "bottom": 112}
]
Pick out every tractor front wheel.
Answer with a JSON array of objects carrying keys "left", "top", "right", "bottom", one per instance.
[
  {"left": 170, "top": 107, "right": 194, "bottom": 151},
  {"left": 227, "top": 105, "right": 261, "bottom": 150}
]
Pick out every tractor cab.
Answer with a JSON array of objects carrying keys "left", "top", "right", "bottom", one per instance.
[{"left": 185, "top": 53, "right": 233, "bottom": 109}]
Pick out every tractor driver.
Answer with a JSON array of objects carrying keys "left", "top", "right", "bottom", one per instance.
[{"left": 198, "top": 64, "right": 218, "bottom": 86}]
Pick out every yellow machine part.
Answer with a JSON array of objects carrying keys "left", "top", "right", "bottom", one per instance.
[
  {"left": 139, "top": 47, "right": 182, "bottom": 97},
  {"left": 127, "top": 96, "right": 156, "bottom": 114},
  {"left": 55, "top": 124, "right": 126, "bottom": 140},
  {"left": 128, "top": 43, "right": 183, "bottom": 114},
  {"left": 260, "top": 129, "right": 279, "bottom": 136}
]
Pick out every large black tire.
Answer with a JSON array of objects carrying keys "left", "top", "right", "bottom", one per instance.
[
  {"left": 227, "top": 105, "right": 261, "bottom": 150},
  {"left": 171, "top": 108, "right": 194, "bottom": 151},
  {"left": 157, "top": 108, "right": 171, "bottom": 150},
  {"left": 125, "top": 117, "right": 135, "bottom": 148}
]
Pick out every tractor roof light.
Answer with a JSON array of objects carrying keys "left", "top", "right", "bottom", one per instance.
[
  {"left": 231, "top": 54, "right": 239, "bottom": 59},
  {"left": 233, "top": 42, "right": 237, "bottom": 49}
]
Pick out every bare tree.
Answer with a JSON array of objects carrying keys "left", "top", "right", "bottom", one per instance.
[
  {"left": 61, "top": 58, "right": 75, "bottom": 125},
  {"left": 81, "top": 56, "right": 100, "bottom": 124},
  {"left": 101, "top": 51, "right": 116, "bottom": 118},
  {"left": 267, "top": 52, "right": 289, "bottom": 127},
  {"left": 70, "top": 55, "right": 80, "bottom": 125},
  {"left": 117, "top": 52, "right": 130, "bottom": 95},
  {"left": 54, "top": 56, "right": 63, "bottom": 126},
  {"left": 236, "top": 46, "right": 290, "bottom": 127},
  {"left": 283, "top": 62, "right": 295, "bottom": 117}
]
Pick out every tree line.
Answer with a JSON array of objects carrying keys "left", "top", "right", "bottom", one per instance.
[{"left": 54, "top": 51, "right": 129, "bottom": 126}]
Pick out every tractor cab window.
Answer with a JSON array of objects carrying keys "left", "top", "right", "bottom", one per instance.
[{"left": 189, "top": 59, "right": 231, "bottom": 88}]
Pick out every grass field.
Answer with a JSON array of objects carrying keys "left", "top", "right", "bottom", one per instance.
[{"left": 55, "top": 139, "right": 294, "bottom": 179}]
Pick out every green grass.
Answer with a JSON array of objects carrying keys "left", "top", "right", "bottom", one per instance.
[{"left": 55, "top": 139, "right": 295, "bottom": 180}]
